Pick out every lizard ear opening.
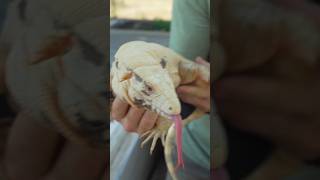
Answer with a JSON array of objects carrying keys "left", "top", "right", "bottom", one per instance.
[{"left": 119, "top": 71, "right": 133, "bottom": 82}]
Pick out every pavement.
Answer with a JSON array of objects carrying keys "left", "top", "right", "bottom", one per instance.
[{"left": 110, "top": 29, "right": 169, "bottom": 62}]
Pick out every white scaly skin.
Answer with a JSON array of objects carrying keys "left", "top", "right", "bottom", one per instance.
[{"left": 110, "top": 41, "right": 210, "bottom": 180}]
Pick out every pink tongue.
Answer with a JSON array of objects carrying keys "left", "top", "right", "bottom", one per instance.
[{"left": 171, "top": 115, "right": 184, "bottom": 171}]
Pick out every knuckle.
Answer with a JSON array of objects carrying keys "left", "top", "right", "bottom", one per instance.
[
  {"left": 110, "top": 104, "right": 118, "bottom": 119},
  {"left": 132, "top": 107, "right": 144, "bottom": 113},
  {"left": 143, "top": 113, "right": 157, "bottom": 127},
  {"left": 141, "top": 119, "right": 155, "bottom": 130},
  {"left": 110, "top": 110, "right": 117, "bottom": 119},
  {"left": 123, "top": 122, "right": 136, "bottom": 132},
  {"left": 111, "top": 110, "right": 121, "bottom": 120}
]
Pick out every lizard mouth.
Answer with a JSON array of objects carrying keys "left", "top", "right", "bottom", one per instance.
[
  {"left": 147, "top": 104, "right": 179, "bottom": 120},
  {"left": 158, "top": 110, "right": 179, "bottom": 121}
]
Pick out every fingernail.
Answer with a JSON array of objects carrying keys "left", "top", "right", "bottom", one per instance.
[
  {"left": 195, "top": 57, "right": 202, "bottom": 62},
  {"left": 176, "top": 87, "right": 183, "bottom": 93}
]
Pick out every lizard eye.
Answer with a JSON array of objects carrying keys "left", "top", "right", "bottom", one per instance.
[{"left": 145, "top": 85, "right": 153, "bottom": 92}]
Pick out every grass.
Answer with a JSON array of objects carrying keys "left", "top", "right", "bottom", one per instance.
[
  {"left": 111, "top": 19, "right": 171, "bottom": 32},
  {"left": 152, "top": 19, "right": 171, "bottom": 32}
]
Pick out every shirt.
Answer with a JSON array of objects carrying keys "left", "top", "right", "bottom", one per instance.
[{"left": 169, "top": 0, "right": 211, "bottom": 170}]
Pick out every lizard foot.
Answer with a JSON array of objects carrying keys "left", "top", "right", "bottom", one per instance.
[{"left": 139, "top": 129, "right": 167, "bottom": 154}]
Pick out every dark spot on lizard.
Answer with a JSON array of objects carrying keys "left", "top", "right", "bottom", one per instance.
[
  {"left": 160, "top": 58, "right": 167, "bottom": 68},
  {"left": 144, "top": 83, "right": 154, "bottom": 94},
  {"left": 141, "top": 90, "right": 150, "bottom": 96},
  {"left": 133, "top": 97, "right": 152, "bottom": 110},
  {"left": 115, "top": 61, "right": 119, "bottom": 69},
  {"left": 133, "top": 97, "right": 145, "bottom": 107},
  {"left": 18, "top": 0, "right": 27, "bottom": 21},
  {"left": 144, "top": 104, "right": 152, "bottom": 110},
  {"left": 135, "top": 73, "right": 143, "bottom": 82},
  {"left": 77, "top": 37, "right": 103, "bottom": 66}
]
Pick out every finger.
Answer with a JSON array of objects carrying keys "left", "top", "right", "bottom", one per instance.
[
  {"left": 122, "top": 107, "right": 145, "bottom": 132},
  {"left": 45, "top": 142, "right": 106, "bottom": 180},
  {"left": 195, "top": 57, "right": 210, "bottom": 67},
  {"left": 195, "top": 57, "right": 210, "bottom": 82},
  {"left": 177, "top": 85, "right": 209, "bottom": 99},
  {"left": 4, "top": 111, "right": 62, "bottom": 180},
  {"left": 137, "top": 111, "right": 158, "bottom": 134},
  {"left": 179, "top": 94, "right": 210, "bottom": 112},
  {"left": 111, "top": 97, "right": 129, "bottom": 121}
]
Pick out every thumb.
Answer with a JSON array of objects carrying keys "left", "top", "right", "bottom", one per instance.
[
  {"left": 195, "top": 57, "right": 210, "bottom": 67},
  {"left": 195, "top": 57, "right": 210, "bottom": 82}
]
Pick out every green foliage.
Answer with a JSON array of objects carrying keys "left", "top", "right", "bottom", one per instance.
[{"left": 152, "top": 19, "right": 170, "bottom": 32}]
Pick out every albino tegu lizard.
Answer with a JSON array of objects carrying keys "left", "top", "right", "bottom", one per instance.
[{"left": 110, "top": 41, "right": 210, "bottom": 180}]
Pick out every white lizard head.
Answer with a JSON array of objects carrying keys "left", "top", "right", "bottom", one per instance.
[
  {"left": 113, "top": 41, "right": 183, "bottom": 120},
  {"left": 126, "top": 65, "right": 181, "bottom": 119}
]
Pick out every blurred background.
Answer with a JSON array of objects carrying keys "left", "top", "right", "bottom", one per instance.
[
  {"left": 110, "top": 0, "right": 171, "bottom": 31},
  {"left": 0, "top": 0, "right": 108, "bottom": 179},
  {"left": 0, "top": 1, "right": 9, "bottom": 30},
  {"left": 110, "top": 0, "right": 173, "bottom": 180},
  {"left": 110, "top": 0, "right": 172, "bottom": 60}
]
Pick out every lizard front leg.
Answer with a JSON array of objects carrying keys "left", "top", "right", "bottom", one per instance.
[
  {"left": 140, "top": 116, "right": 173, "bottom": 154},
  {"left": 178, "top": 58, "right": 210, "bottom": 85}
]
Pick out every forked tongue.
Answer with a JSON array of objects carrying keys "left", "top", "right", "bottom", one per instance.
[{"left": 171, "top": 114, "right": 184, "bottom": 171}]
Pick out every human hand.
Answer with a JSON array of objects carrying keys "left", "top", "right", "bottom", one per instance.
[
  {"left": 177, "top": 57, "right": 210, "bottom": 113},
  {"left": 111, "top": 97, "right": 158, "bottom": 134},
  {"left": 3, "top": 111, "right": 107, "bottom": 180}
]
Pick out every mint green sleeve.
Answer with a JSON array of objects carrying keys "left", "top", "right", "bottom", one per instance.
[
  {"left": 169, "top": 0, "right": 210, "bottom": 60},
  {"left": 169, "top": 0, "right": 211, "bottom": 170}
]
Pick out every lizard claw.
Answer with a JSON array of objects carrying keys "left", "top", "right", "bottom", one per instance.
[
  {"left": 150, "top": 133, "right": 160, "bottom": 154},
  {"left": 141, "top": 131, "right": 155, "bottom": 148},
  {"left": 161, "top": 133, "right": 166, "bottom": 146},
  {"left": 140, "top": 129, "right": 168, "bottom": 154},
  {"left": 139, "top": 130, "right": 151, "bottom": 139}
]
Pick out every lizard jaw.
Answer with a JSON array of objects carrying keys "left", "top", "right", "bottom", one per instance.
[{"left": 157, "top": 110, "right": 180, "bottom": 121}]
